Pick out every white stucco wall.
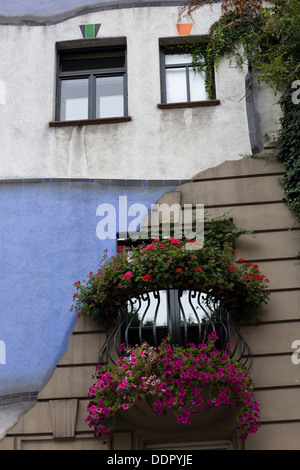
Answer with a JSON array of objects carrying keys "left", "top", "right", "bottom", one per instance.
[{"left": 0, "top": 3, "right": 279, "bottom": 180}]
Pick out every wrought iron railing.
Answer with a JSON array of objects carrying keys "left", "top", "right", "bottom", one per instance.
[{"left": 99, "top": 288, "right": 252, "bottom": 369}]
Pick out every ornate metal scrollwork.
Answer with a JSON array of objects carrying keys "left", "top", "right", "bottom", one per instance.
[{"left": 99, "top": 288, "right": 252, "bottom": 369}]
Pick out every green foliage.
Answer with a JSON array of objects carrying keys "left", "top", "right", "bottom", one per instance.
[
  {"left": 203, "top": 0, "right": 300, "bottom": 93},
  {"left": 71, "top": 216, "right": 270, "bottom": 326},
  {"left": 204, "top": 212, "right": 253, "bottom": 246},
  {"left": 164, "top": 42, "right": 216, "bottom": 99},
  {"left": 276, "top": 87, "right": 300, "bottom": 220},
  {"left": 179, "top": 0, "right": 264, "bottom": 17},
  {"left": 180, "top": 0, "right": 300, "bottom": 220}
]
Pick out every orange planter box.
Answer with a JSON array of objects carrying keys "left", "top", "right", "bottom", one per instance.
[{"left": 176, "top": 23, "right": 193, "bottom": 35}]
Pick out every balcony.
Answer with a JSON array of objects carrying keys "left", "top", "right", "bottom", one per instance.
[{"left": 99, "top": 287, "right": 252, "bottom": 368}]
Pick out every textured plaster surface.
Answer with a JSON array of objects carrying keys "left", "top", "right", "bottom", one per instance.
[
  {"left": 0, "top": 182, "right": 174, "bottom": 438},
  {"left": 0, "top": 0, "right": 186, "bottom": 23},
  {"left": 0, "top": 3, "right": 266, "bottom": 181},
  {"left": 0, "top": 402, "right": 36, "bottom": 441}
]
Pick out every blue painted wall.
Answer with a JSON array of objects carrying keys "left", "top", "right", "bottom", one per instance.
[
  {"left": 0, "top": 0, "right": 116, "bottom": 18},
  {"left": 0, "top": 182, "right": 174, "bottom": 395},
  {"left": 0, "top": 0, "right": 179, "bottom": 23}
]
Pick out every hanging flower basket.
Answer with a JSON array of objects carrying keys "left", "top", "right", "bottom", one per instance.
[
  {"left": 85, "top": 334, "right": 261, "bottom": 442},
  {"left": 71, "top": 237, "right": 270, "bottom": 326}
]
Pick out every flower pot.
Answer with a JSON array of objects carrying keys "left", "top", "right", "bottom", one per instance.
[{"left": 176, "top": 23, "right": 193, "bottom": 35}]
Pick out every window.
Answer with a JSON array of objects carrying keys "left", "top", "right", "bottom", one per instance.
[
  {"left": 159, "top": 45, "right": 218, "bottom": 106},
  {"left": 55, "top": 46, "right": 127, "bottom": 121}
]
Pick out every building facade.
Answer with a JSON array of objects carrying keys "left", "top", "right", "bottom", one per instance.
[{"left": 0, "top": 0, "right": 299, "bottom": 451}]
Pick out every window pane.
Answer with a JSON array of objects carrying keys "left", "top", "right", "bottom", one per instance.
[
  {"left": 128, "top": 291, "right": 168, "bottom": 328},
  {"left": 165, "top": 53, "right": 192, "bottom": 65},
  {"left": 61, "top": 48, "right": 125, "bottom": 72},
  {"left": 189, "top": 67, "right": 208, "bottom": 101},
  {"left": 166, "top": 68, "right": 187, "bottom": 103},
  {"left": 60, "top": 79, "right": 88, "bottom": 120},
  {"left": 96, "top": 76, "right": 124, "bottom": 118}
]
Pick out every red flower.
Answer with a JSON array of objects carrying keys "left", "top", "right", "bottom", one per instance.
[
  {"left": 141, "top": 244, "right": 154, "bottom": 253},
  {"left": 229, "top": 266, "right": 237, "bottom": 271},
  {"left": 142, "top": 275, "right": 151, "bottom": 281},
  {"left": 175, "top": 268, "right": 183, "bottom": 273},
  {"left": 238, "top": 258, "right": 244, "bottom": 263},
  {"left": 124, "top": 271, "right": 132, "bottom": 279},
  {"left": 194, "top": 266, "right": 202, "bottom": 272}
]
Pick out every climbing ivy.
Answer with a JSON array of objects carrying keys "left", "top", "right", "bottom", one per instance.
[
  {"left": 180, "top": 0, "right": 264, "bottom": 17},
  {"left": 165, "top": 42, "right": 215, "bottom": 98},
  {"left": 276, "top": 87, "right": 300, "bottom": 221},
  {"left": 179, "top": 0, "right": 300, "bottom": 221}
]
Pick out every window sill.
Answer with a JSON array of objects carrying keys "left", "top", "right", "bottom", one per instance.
[
  {"left": 49, "top": 116, "right": 132, "bottom": 127},
  {"left": 157, "top": 100, "right": 220, "bottom": 109}
]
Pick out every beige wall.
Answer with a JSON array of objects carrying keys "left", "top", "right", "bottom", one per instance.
[{"left": 1, "top": 155, "right": 299, "bottom": 450}]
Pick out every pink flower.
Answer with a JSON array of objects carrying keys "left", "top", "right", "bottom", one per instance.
[
  {"left": 124, "top": 271, "right": 132, "bottom": 279},
  {"left": 142, "top": 244, "right": 154, "bottom": 252},
  {"left": 122, "top": 404, "right": 129, "bottom": 410}
]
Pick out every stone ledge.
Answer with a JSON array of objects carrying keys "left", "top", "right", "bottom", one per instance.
[
  {"left": 49, "top": 116, "right": 132, "bottom": 127},
  {"left": 157, "top": 100, "right": 220, "bottom": 109}
]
